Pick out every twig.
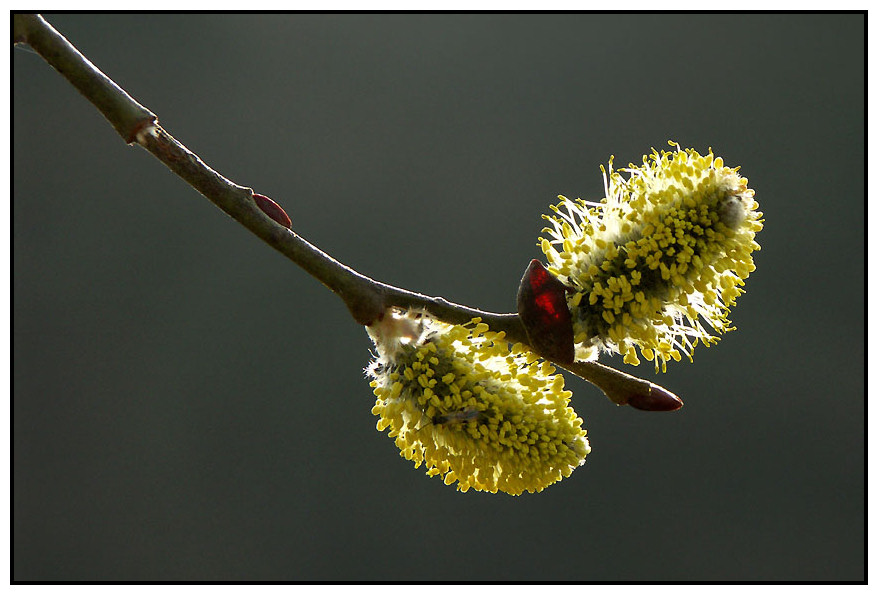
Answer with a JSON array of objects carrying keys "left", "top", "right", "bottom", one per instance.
[{"left": 13, "top": 13, "right": 682, "bottom": 411}]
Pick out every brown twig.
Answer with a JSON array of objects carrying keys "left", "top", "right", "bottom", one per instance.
[{"left": 13, "top": 13, "right": 682, "bottom": 411}]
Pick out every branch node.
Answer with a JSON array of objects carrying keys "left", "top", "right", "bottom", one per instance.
[
  {"left": 127, "top": 117, "right": 159, "bottom": 145},
  {"left": 343, "top": 287, "right": 386, "bottom": 327}
]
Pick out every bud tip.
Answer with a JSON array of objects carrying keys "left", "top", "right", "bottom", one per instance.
[{"left": 627, "top": 383, "right": 684, "bottom": 412}]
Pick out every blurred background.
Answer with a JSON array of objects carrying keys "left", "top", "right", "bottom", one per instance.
[{"left": 13, "top": 13, "right": 864, "bottom": 581}]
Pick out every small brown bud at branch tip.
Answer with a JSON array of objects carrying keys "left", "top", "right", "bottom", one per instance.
[{"left": 626, "top": 383, "right": 684, "bottom": 412}]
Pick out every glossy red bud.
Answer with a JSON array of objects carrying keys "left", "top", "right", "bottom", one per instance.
[
  {"left": 253, "top": 193, "right": 291, "bottom": 229},
  {"left": 517, "top": 259, "right": 575, "bottom": 364}
]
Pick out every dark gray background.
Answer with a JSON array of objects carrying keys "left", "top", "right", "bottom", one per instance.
[{"left": 13, "top": 13, "right": 864, "bottom": 581}]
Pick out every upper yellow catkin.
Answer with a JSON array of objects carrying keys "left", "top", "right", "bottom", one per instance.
[
  {"left": 540, "top": 143, "right": 763, "bottom": 371},
  {"left": 366, "top": 310, "right": 590, "bottom": 495}
]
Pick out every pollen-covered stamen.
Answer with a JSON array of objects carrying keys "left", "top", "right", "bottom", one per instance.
[{"left": 540, "top": 143, "right": 763, "bottom": 371}]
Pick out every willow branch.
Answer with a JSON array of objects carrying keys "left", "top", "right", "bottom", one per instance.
[{"left": 13, "top": 13, "right": 681, "bottom": 411}]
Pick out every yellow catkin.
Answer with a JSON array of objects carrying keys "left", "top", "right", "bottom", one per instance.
[
  {"left": 540, "top": 143, "right": 763, "bottom": 371},
  {"left": 366, "top": 310, "right": 590, "bottom": 495}
]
